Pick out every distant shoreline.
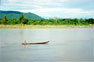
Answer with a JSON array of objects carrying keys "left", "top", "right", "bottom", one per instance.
[{"left": 0, "top": 25, "right": 94, "bottom": 29}]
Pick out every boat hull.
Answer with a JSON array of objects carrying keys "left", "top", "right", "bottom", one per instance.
[{"left": 22, "top": 41, "right": 49, "bottom": 45}]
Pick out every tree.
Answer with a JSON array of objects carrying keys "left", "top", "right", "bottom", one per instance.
[
  {"left": 3, "top": 16, "right": 8, "bottom": 24},
  {"left": 0, "top": 19, "right": 2, "bottom": 24},
  {"left": 19, "top": 14, "right": 27, "bottom": 24},
  {"left": 8, "top": 18, "right": 17, "bottom": 25},
  {"left": 80, "top": 19, "right": 87, "bottom": 25},
  {"left": 73, "top": 18, "right": 79, "bottom": 25},
  {"left": 4, "top": 16, "right": 8, "bottom": 21},
  {"left": 54, "top": 17, "right": 58, "bottom": 25},
  {"left": 88, "top": 18, "right": 94, "bottom": 24}
]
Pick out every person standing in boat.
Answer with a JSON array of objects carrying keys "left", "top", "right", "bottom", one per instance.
[{"left": 24, "top": 40, "right": 27, "bottom": 45}]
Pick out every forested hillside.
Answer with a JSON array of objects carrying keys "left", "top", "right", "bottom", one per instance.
[{"left": 0, "top": 10, "right": 43, "bottom": 19}]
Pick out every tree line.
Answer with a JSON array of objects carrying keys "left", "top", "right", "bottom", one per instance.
[{"left": 0, "top": 14, "right": 94, "bottom": 25}]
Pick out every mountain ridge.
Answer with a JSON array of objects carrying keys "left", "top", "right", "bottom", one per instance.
[{"left": 0, "top": 10, "right": 43, "bottom": 19}]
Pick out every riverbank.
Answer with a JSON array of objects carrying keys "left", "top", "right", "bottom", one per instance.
[{"left": 0, "top": 25, "right": 94, "bottom": 29}]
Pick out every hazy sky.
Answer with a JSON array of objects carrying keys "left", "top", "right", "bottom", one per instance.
[{"left": 0, "top": 0, "right": 94, "bottom": 18}]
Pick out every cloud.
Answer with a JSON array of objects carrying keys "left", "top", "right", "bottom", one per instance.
[
  {"left": 62, "top": 0, "right": 94, "bottom": 10},
  {"left": 20, "top": 8, "right": 94, "bottom": 18},
  {"left": 0, "top": 0, "right": 94, "bottom": 18},
  {"left": 1, "top": 0, "right": 94, "bottom": 10}
]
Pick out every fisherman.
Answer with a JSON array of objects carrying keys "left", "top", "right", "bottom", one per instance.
[{"left": 24, "top": 40, "right": 27, "bottom": 45}]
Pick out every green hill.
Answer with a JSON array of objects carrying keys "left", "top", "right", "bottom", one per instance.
[{"left": 0, "top": 10, "right": 43, "bottom": 19}]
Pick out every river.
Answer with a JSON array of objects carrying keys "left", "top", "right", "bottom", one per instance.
[{"left": 0, "top": 28, "right": 94, "bottom": 62}]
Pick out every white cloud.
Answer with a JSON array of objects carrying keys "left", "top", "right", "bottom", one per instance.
[
  {"left": 1, "top": 0, "right": 94, "bottom": 18},
  {"left": 20, "top": 8, "right": 94, "bottom": 18},
  {"left": 7, "top": 0, "right": 17, "bottom": 2},
  {"left": 21, "top": 8, "right": 94, "bottom": 14}
]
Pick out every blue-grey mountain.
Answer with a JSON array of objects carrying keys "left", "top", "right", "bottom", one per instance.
[{"left": 0, "top": 10, "right": 43, "bottom": 19}]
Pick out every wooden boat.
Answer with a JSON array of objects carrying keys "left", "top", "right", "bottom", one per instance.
[{"left": 22, "top": 41, "right": 49, "bottom": 45}]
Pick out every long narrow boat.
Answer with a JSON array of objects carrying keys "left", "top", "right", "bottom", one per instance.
[{"left": 22, "top": 41, "right": 49, "bottom": 45}]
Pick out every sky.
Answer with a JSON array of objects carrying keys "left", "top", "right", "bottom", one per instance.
[{"left": 0, "top": 0, "right": 94, "bottom": 18}]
